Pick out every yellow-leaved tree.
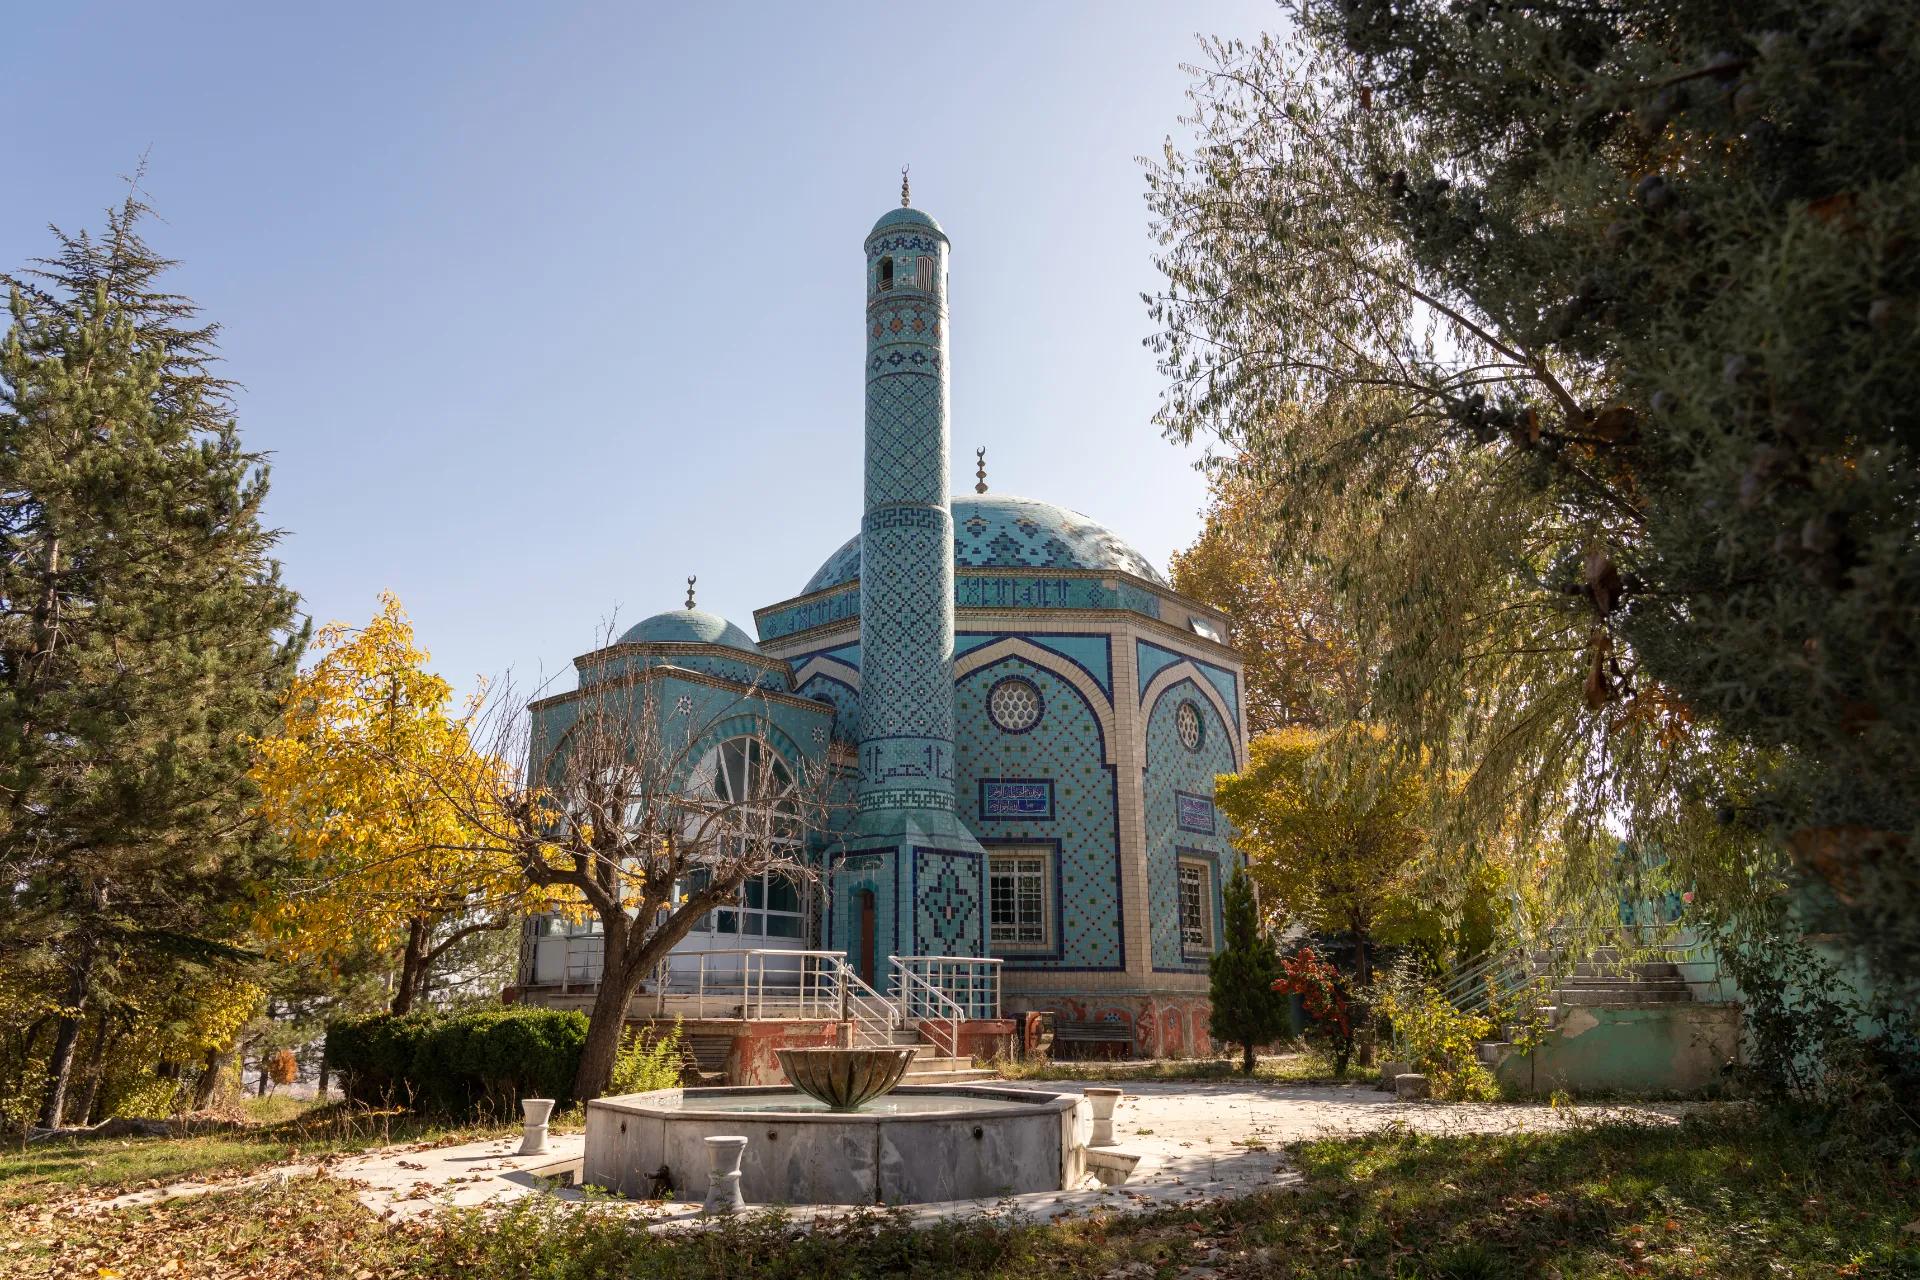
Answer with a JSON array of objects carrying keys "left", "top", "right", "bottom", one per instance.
[
  {"left": 249, "top": 594, "right": 529, "bottom": 1013},
  {"left": 1215, "top": 724, "right": 1431, "bottom": 992}
]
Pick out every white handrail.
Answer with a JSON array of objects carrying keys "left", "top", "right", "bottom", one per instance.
[
  {"left": 893, "top": 955, "right": 1002, "bottom": 1020},
  {"left": 889, "top": 957, "right": 969, "bottom": 1058}
]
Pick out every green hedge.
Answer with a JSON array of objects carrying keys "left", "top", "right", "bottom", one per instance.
[{"left": 324, "top": 1008, "right": 589, "bottom": 1115}]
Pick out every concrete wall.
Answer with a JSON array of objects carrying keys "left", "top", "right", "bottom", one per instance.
[{"left": 1494, "top": 1003, "right": 1741, "bottom": 1096}]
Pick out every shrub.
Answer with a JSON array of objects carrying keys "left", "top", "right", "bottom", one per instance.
[
  {"left": 1273, "top": 946, "right": 1356, "bottom": 1073},
  {"left": 1371, "top": 963, "right": 1500, "bottom": 1101},
  {"left": 325, "top": 1008, "right": 589, "bottom": 1115},
  {"left": 609, "top": 1020, "right": 685, "bottom": 1095}
]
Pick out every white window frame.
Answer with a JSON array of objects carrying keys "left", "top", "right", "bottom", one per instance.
[
  {"left": 987, "top": 847, "right": 1053, "bottom": 954},
  {"left": 1177, "top": 857, "right": 1213, "bottom": 956}
]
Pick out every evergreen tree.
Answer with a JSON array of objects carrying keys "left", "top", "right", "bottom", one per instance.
[
  {"left": 1208, "top": 867, "right": 1289, "bottom": 1074},
  {"left": 0, "top": 191, "right": 304, "bottom": 1126}
]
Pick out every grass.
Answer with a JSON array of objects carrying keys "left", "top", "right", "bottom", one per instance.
[
  {"left": 8, "top": 1105, "right": 1912, "bottom": 1277},
  {"left": 0, "top": 1101, "right": 522, "bottom": 1210},
  {"left": 991, "top": 1050, "right": 1356, "bottom": 1085}
]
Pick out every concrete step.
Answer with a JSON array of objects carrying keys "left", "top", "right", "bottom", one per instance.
[
  {"left": 904, "top": 1055, "right": 974, "bottom": 1075},
  {"left": 1556, "top": 985, "right": 1691, "bottom": 1005},
  {"left": 904, "top": 1068, "right": 997, "bottom": 1086}
]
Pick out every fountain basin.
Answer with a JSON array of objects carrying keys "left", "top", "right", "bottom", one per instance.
[
  {"left": 584, "top": 1084, "right": 1086, "bottom": 1205},
  {"left": 775, "top": 1045, "right": 915, "bottom": 1110}
]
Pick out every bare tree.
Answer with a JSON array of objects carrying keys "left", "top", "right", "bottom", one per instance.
[{"left": 425, "top": 656, "right": 842, "bottom": 1101}]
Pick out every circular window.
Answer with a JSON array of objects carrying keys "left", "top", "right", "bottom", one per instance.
[
  {"left": 1176, "top": 701, "right": 1204, "bottom": 752},
  {"left": 988, "top": 677, "right": 1044, "bottom": 733}
]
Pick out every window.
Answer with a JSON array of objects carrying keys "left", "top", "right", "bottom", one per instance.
[
  {"left": 682, "top": 868, "right": 806, "bottom": 941},
  {"left": 1177, "top": 859, "right": 1213, "bottom": 955},
  {"left": 914, "top": 255, "right": 936, "bottom": 292},
  {"left": 1176, "top": 701, "right": 1204, "bottom": 753},
  {"left": 988, "top": 849, "right": 1052, "bottom": 952},
  {"left": 878, "top": 257, "right": 894, "bottom": 292},
  {"left": 1188, "top": 615, "right": 1225, "bottom": 644},
  {"left": 988, "top": 676, "right": 1043, "bottom": 733}
]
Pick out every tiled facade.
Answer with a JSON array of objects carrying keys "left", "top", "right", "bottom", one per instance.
[{"left": 522, "top": 196, "right": 1248, "bottom": 1056}]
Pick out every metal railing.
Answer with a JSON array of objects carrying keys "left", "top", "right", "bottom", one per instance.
[
  {"left": 1439, "top": 922, "right": 1726, "bottom": 1028},
  {"left": 889, "top": 957, "right": 969, "bottom": 1058},
  {"left": 893, "top": 955, "right": 1002, "bottom": 1021},
  {"left": 645, "top": 949, "right": 902, "bottom": 1044}
]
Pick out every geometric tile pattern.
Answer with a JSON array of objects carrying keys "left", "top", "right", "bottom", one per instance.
[
  {"left": 956, "top": 653, "right": 1123, "bottom": 971},
  {"left": 1144, "top": 679, "right": 1237, "bottom": 972},
  {"left": 857, "top": 212, "right": 957, "bottom": 821},
  {"left": 915, "top": 850, "right": 982, "bottom": 953},
  {"left": 801, "top": 495, "right": 1170, "bottom": 595}
]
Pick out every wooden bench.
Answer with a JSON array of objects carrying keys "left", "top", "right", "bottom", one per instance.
[{"left": 1051, "top": 1021, "right": 1134, "bottom": 1060}]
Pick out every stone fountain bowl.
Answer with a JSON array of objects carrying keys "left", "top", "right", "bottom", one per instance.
[{"left": 775, "top": 1046, "right": 916, "bottom": 1111}]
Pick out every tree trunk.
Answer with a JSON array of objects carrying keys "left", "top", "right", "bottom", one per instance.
[
  {"left": 391, "top": 917, "right": 427, "bottom": 1015},
  {"left": 38, "top": 947, "right": 94, "bottom": 1129},
  {"left": 1353, "top": 928, "right": 1375, "bottom": 1068},
  {"left": 192, "top": 1044, "right": 229, "bottom": 1111},
  {"left": 1242, "top": 1040, "right": 1256, "bottom": 1075},
  {"left": 572, "top": 941, "right": 645, "bottom": 1103},
  {"left": 69, "top": 1008, "right": 112, "bottom": 1125}
]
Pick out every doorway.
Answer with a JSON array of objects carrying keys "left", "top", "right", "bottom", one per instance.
[{"left": 855, "top": 889, "right": 878, "bottom": 988}]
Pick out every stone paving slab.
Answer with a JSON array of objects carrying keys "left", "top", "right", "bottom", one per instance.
[{"left": 81, "top": 1079, "right": 1701, "bottom": 1229}]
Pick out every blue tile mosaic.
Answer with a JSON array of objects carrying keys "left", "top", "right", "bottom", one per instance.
[
  {"left": 955, "top": 653, "right": 1124, "bottom": 972},
  {"left": 1144, "top": 679, "right": 1238, "bottom": 973}
]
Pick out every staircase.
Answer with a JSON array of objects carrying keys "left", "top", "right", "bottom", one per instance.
[
  {"left": 1471, "top": 946, "right": 1702, "bottom": 1065},
  {"left": 885, "top": 1026, "right": 998, "bottom": 1086},
  {"left": 1447, "top": 929, "right": 1738, "bottom": 1094}
]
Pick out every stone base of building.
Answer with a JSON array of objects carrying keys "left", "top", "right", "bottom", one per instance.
[{"left": 1005, "top": 993, "right": 1216, "bottom": 1060}]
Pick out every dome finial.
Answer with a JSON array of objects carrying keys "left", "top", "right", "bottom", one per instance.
[
  {"left": 900, "top": 164, "right": 911, "bottom": 208},
  {"left": 685, "top": 575, "right": 697, "bottom": 610},
  {"left": 974, "top": 445, "right": 988, "bottom": 494}
]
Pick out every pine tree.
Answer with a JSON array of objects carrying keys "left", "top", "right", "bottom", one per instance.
[
  {"left": 1208, "top": 867, "right": 1289, "bottom": 1074},
  {"left": 0, "top": 191, "right": 305, "bottom": 1126}
]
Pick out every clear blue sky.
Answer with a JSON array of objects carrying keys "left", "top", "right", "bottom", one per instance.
[{"left": 3, "top": 1, "right": 1278, "bottom": 698}]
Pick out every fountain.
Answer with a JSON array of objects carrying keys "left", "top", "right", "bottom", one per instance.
[
  {"left": 582, "top": 1045, "right": 1088, "bottom": 1205},
  {"left": 774, "top": 1046, "right": 915, "bottom": 1110}
]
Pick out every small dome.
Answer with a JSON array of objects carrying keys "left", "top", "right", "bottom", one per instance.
[
  {"left": 617, "top": 608, "right": 762, "bottom": 654},
  {"left": 801, "top": 494, "right": 1168, "bottom": 595},
  {"left": 869, "top": 206, "right": 945, "bottom": 239}
]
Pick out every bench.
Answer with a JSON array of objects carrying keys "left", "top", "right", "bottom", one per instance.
[{"left": 1051, "top": 1020, "right": 1134, "bottom": 1060}]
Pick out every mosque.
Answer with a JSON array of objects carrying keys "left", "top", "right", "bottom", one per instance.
[{"left": 515, "top": 185, "right": 1246, "bottom": 1061}]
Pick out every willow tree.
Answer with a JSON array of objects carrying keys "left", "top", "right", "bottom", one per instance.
[
  {"left": 249, "top": 593, "right": 528, "bottom": 1014},
  {"left": 1146, "top": 2, "right": 1919, "bottom": 986}
]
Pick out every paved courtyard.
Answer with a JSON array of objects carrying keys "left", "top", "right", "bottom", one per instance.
[{"left": 91, "top": 1079, "right": 1699, "bottom": 1229}]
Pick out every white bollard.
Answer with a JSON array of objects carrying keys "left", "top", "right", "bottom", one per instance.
[
  {"left": 518, "top": 1097, "right": 555, "bottom": 1156},
  {"left": 702, "top": 1135, "right": 749, "bottom": 1214},
  {"left": 1084, "top": 1087, "right": 1123, "bottom": 1146}
]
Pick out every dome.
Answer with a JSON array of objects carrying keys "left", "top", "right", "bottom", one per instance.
[
  {"left": 801, "top": 494, "right": 1169, "bottom": 596},
  {"left": 869, "top": 206, "right": 945, "bottom": 239},
  {"left": 617, "top": 608, "right": 762, "bottom": 654}
]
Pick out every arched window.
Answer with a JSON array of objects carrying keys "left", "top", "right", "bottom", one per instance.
[
  {"left": 877, "top": 257, "right": 894, "bottom": 292},
  {"left": 679, "top": 737, "right": 809, "bottom": 941}
]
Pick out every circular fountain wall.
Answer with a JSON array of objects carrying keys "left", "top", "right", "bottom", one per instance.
[{"left": 583, "top": 1084, "right": 1087, "bottom": 1206}]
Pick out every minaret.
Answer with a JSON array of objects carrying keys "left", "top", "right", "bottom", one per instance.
[{"left": 856, "top": 173, "right": 957, "bottom": 821}]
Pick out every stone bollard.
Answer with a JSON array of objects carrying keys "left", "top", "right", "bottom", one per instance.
[
  {"left": 702, "top": 1135, "right": 749, "bottom": 1215},
  {"left": 518, "top": 1098, "right": 555, "bottom": 1156},
  {"left": 1393, "top": 1073, "right": 1432, "bottom": 1101},
  {"left": 1378, "top": 1061, "right": 1412, "bottom": 1092},
  {"left": 1084, "top": 1087, "right": 1123, "bottom": 1146}
]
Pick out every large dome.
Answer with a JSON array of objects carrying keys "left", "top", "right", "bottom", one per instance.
[
  {"left": 801, "top": 494, "right": 1168, "bottom": 596},
  {"left": 617, "top": 608, "right": 762, "bottom": 654}
]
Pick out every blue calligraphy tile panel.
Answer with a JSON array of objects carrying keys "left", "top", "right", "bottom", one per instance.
[
  {"left": 1175, "top": 790, "right": 1216, "bottom": 835},
  {"left": 979, "top": 779, "right": 1055, "bottom": 821}
]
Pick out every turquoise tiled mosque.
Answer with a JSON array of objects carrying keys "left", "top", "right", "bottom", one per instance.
[{"left": 519, "top": 191, "right": 1246, "bottom": 1058}]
